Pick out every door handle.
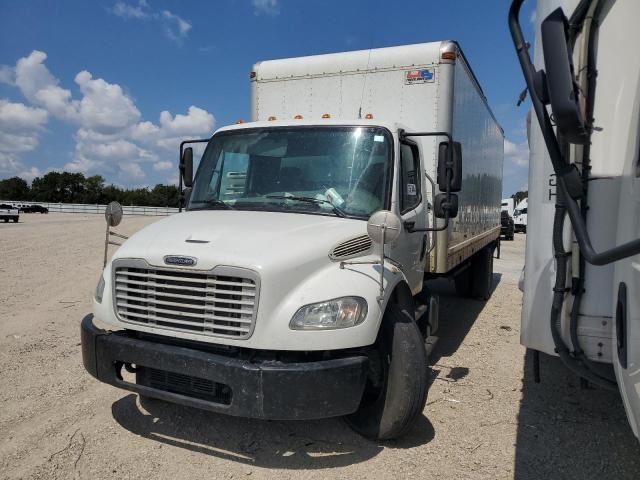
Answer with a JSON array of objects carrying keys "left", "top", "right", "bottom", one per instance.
[{"left": 404, "top": 221, "right": 416, "bottom": 232}]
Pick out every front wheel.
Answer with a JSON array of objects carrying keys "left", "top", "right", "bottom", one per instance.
[{"left": 345, "top": 303, "right": 429, "bottom": 440}]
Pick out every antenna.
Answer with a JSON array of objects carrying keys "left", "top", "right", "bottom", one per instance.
[{"left": 358, "top": 47, "right": 373, "bottom": 119}]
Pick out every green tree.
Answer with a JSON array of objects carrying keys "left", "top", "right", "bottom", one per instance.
[
  {"left": 82, "top": 175, "right": 106, "bottom": 203},
  {"left": 0, "top": 177, "right": 30, "bottom": 200},
  {"left": 31, "top": 172, "right": 63, "bottom": 202},
  {"left": 511, "top": 190, "right": 528, "bottom": 205}
]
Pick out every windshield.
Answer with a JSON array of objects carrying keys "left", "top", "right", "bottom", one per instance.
[{"left": 188, "top": 126, "right": 392, "bottom": 219}]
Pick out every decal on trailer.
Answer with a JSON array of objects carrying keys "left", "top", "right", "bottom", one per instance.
[{"left": 405, "top": 68, "right": 435, "bottom": 84}]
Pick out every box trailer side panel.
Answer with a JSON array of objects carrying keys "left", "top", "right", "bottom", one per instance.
[
  {"left": 442, "top": 56, "right": 504, "bottom": 272},
  {"left": 251, "top": 43, "right": 441, "bottom": 130}
]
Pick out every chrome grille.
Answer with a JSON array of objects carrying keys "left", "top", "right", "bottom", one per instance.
[
  {"left": 329, "top": 235, "right": 372, "bottom": 260},
  {"left": 113, "top": 263, "right": 258, "bottom": 339}
]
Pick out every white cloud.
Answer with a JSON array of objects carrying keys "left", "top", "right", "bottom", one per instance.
[
  {"left": 0, "top": 65, "right": 14, "bottom": 85},
  {"left": 504, "top": 139, "right": 529, "bottom": 167},
  {"left": 161, "top": 10, "right": 192, "bottom": 41},
  {"left": 132, "top": 105, "right": 215, "bottom": 151},
  {"left": 153, "top": 160, "right": 173, "bottom": 171},
  {"left": 119, "top": 161, "right": 146, "bottom": 179},
  {"left": 502, "top": 138, "right": 530, "bottom": 196},
  {"left": 253, "top": 0, "right": 280, "bottom": 16},
  {"left": 0, "top": 100, "right": 48, "bottom": 178},
  {"left": 20, "top": 166, "right": 41, "bottom": 182},
  {"left": 112, "top": 2, "right": 191, "bottom": 43},
  {"left": 74, "top": 71, "right": 141, "bottom": 133},
  {"left": 0, "top": 100, "right": 48, "bottom": 132},
  {"left": 1, "top": 50, "right": 214, "bottom": 186},
  {"left": 113, "top": 0, "right": 149, "bottom": 19},
  {"left": 6, "top": 51, "right": 141, "bottom": 133}
]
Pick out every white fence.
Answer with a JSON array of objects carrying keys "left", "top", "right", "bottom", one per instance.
[{"left": 1, "top": 200, "right": 178, "bottom": 216}]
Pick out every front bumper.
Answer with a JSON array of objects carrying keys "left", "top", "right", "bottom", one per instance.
[{"left": 81, "top": 315, "right": 369, "bottom": 420}]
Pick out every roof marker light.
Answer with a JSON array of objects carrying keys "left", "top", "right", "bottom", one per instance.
[
  {"left": 235, "top": 119, "right": 245, "bottom": 124},
  {"left": 268, "top": 116, "right": 277, "bottom": 121},
  {"left": 322, "top": 113, "right": 331, "bottom": 119},
  {"left": 365, "top": 113, "right": 374, "bottom": 119},
  {"left": 441, "top": 51, "right": 457, "bottom": 61},
  {"left": 294, "top": 114, "right": 303, "bottom": 119}
]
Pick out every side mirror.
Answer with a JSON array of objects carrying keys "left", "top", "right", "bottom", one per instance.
[
  {"left": 367, "top": 210, "right": 402, "bottom": 245},
  {"left": 437, "top": 141, "right": 462, "bottom": 192},
  {"left": 540, "top": 8, "right": 587, "bottom": 144},
  {"left": 181, "top": 147, "right": 194, "bottom": 188},
  {"left": 434, "top": 193, "right": 458, "bottom": 219},
  {"left": 104, "top": 201, "right": 123, "bottom": 227}
]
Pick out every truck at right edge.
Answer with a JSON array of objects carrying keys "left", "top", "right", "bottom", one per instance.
[{"left": 510, "top": 0, "right": 640, "bottom": 439}]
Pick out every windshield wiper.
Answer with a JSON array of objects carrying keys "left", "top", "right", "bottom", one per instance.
[
  {"left": 189, "top": 199, "right": 235, "bottom": 210},
  {"left": 265, "top": 195, "right": 346, "bottom": 218}
]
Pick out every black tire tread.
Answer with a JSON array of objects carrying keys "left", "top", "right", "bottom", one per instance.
[{"left": 345, "top": 303, "right": 429, "bottom": 440}]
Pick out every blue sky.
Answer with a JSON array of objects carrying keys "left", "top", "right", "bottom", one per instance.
[{"left": 0, "top": 0, "right": 535, "bottom": 195}]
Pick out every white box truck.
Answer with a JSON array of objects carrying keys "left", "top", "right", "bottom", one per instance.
[
  {"left": 501, "top": 197, "right": 515, "bottom": 217},
  {"left": 82, "top": 41, "right": 503, "bottom": 439},
  {"left": 513, "top": 197, "right": 528, "bottom": 233},
  {"left": 510, "top": 0, "right": 640, "bottom": 439}
]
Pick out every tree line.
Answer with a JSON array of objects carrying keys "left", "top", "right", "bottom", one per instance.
[
  {"left": 0, "top": 172, "right": 180, "bottom": 207},
  {"left": 510, "top": 190, "right": 528, "bottom": 205}
]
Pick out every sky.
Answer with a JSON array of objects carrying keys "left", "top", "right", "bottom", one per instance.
[{"left": 0, "top": 0, "right": 535, "bottom": 196}]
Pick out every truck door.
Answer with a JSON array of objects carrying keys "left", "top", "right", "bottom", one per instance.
[
  {"left": 391, "top": 140, "right": 427, "bottom": 294},
  {"left": 612, "top": 147, "right": 640, "bottom": 438}
]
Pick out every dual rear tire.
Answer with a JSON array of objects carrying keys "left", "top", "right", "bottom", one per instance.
[{"left": 454, "top": 245, "right": 495, "bottom": 300}]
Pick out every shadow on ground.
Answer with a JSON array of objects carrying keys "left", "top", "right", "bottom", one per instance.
[
  {"left": 112, "top": 397, "right": 435, "bottom": 469},
  {"left": 514, "top": 350, "right": 640, "bottom": 479},
  {"left": 427, "top": 272, "right": 502, "bottom": 369}
]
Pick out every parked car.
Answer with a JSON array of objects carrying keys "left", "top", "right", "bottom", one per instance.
[
  {"left": 0, "top": 204, "right": 19, "bottom": 223},
  {"left": 23, "top": 204, "right": 49, "bottom": 214},
  {"left": 501, "top": 210, "right": 514, "bottom": 240}
]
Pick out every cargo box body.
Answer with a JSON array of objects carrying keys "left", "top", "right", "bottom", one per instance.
[{"left": 251, "top": 41, "right": 503, "bottom": 274}]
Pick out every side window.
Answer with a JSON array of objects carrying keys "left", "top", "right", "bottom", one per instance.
[{"left": 399, "top": 143, "right": 422, "bottom": 213}]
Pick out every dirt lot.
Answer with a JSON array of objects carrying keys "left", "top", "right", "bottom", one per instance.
[{"left": 1, "top": 214, "right": 639, "bottom": 479}]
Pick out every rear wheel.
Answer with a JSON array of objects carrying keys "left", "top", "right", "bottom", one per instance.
[
  {"left": 345, "top": 303, "right": 429, "bottom": 440},
  {"left": 454, "top": 267, "right": 473, "bottom": 297},
  {"left": 470, "top": 246, "right": 494, "bottom": 300},
  {"left": 12, "top": 218, "right": 18, "bottom": 223}
]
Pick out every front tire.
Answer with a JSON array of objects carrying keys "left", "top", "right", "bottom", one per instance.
[{"left": 345, "top": 303, "right": 429, "bottom": 440}]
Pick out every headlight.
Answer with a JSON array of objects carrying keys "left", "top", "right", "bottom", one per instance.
[
  {"left": 290, "top": 296, "right": 368, "bottom": 330},
  {"left": 95, "top": 274, "right": 105, "bottom": 303}
]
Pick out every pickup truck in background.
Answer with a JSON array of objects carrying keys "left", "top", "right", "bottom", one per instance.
[{"left": 0, "top": 204, "right": 19, "bottom": 223}]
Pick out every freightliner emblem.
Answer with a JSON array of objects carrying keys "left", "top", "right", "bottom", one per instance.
[{"left": 164, "top": 255, "right": 197, "bottom": 267}]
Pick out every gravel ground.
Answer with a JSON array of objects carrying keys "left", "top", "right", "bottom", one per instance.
[{"left": 1, "top": 213, "right": 638, "bottom": 479}]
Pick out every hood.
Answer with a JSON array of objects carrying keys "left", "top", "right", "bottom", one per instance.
[{"left": 114, "top": 210, "right": 368, "bottom": 272}]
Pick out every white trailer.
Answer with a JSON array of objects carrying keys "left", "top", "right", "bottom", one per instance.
[
  {"left": 501, "top": 197, "right": 515, "bottom": 217},
  {"left": 81, "top": 41, "right": 503, "bottom": 439},
  {"left": 510, "top": 0, "right": 640, "bottom": 438}
]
